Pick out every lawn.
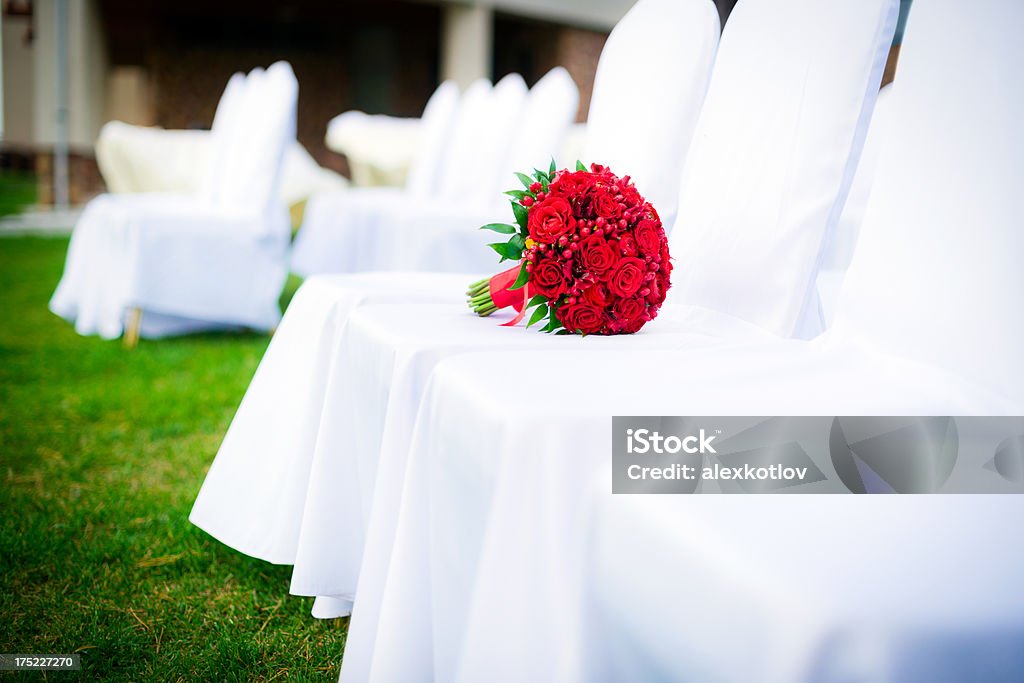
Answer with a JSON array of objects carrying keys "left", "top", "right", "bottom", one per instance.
[
  {"left": 0, "top": 236, "right": 346, "bottom": 680},
  {"left": 0, "top": 171, "right": 37, "bottom": 217}
]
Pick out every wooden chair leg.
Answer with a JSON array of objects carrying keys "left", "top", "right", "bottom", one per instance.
[{"left": 124, "top": 307, "right": 143, "bottom": 349}]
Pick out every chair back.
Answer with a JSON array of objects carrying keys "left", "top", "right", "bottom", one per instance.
[
  {"left": 584, "top": 0, "right": 720, "bottom": 227},
  {"left": 405, "top": 81, "right": 461, "bottom": 198},
  {"left": 208, "top": 62, "right": 298, "bottom": 221},
  {"left": 667, "top": 0, "right": 898, "bottom": 339},
  {"left": 499, "top": 67, "right": 579, "bottom": 192},
  {"left": 831, "top": 0, "right": 1024, "bottom": 404}
]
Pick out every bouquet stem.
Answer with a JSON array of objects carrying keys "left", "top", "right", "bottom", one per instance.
[{"left": 466, "top": 278, "right": 498, "bottom": 316}]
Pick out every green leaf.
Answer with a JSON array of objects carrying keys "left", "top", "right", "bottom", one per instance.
[
  {"left": 480, "top": 222, "right": 517, "bottom": 234},
  {"left": 515, "top": 172, "right": 534, "bottom": 189},
  {"left": 527, "top": 304, "right": 548, "bottom": 328},
  {"left": 488, "top": 243, "right": 509, "bottom": 262},
  {"left": 509, "top": 233, "right": 526, "bottom": 251},
  {"left": 504, "top": 190, "right": 531, "bottom": 200},
  {"left": 527, "top": 294, "right": 547, "bottom": 308},
  {"left": 489, "top": 241, "right": 523, "bottom": 262},
  {"left": 547, "top": 303, "right": 560, "bottom": 332},
  {"left": 576, "top": 160, "right": 587, "bottom": 172},
  {"left": 512, "top": 201, "right": 529, "bottom": 232},
  {"left": 549, "top": 157, "right": 557, "bottom": 177},
  {"left": 508, "top": 262, "right": 529, "bottom": 291}
]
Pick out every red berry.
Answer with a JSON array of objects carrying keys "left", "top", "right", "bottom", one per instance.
[
  {"left": 562, "top": 249, "right": 572, "bottom": 259},
  {"left": 529, "top": 182, "right": 542, "bottom": 193},
  {"left": 522, "top": 196, "right": 534, "bottom": 207}
]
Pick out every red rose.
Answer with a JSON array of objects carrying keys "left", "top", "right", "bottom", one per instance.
[
  {"left": 548, "top": 170, "right": 595, "bottom": 199},
  {"left": 587, "top": 189, "right": 622, "bottom": 220},
  {"left": 557, "top": 302, "right": 606, "bottom": 335},
  {"left": 619, "top": 315, "right": 648, "bottom": 334},
  {"left": 607, "top": 257, "right": 646, "bottom": 297},
  {"left": 579, "top": 235, "right": 618, "bottom": 276},
  {"left": 527, "top": 196, "right": 574, "bottom": 244},
  {"left": 530, "top": 257, "right": 569, "bottom": 299},
  {"left": 634, "top": 218, "right": 662, "bottom": 256},
  {"left": 582, "top": 282, "right": 612, "bottom": 308},
  {"left": 613, "top": 296, "right": 646, "bottom": 324}
]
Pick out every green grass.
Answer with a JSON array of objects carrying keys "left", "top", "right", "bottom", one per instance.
[
  {"left": 0, "top": 171, "right": 38, "bottom": 217},
  {"left": 0, "top": 237, "right": 344, "bottom": 680}
]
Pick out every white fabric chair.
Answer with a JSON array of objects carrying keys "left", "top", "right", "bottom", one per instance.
[
  {"left": 293, "top": 72, "right": 571, "bottom": 276},
  {"left": 379, "top": 70, "right": 579, "bottom": 273},
  {"left": 324, "top": 0, "right": 898, "bottom": 678},
  {"left": 96, "top": 123, "right": 347, "bottom": 209},
  {"left": 190, "top": 0, "right": 722, "bottom": 608},
  {"left": 51, "top": 62, "right": 298, "bottom": 339},
  {"left": 817, "top": 85, "right": 893, "bottom": 324},
  {"left": 404, "top": 81, "right": 461, "bottom": 197},
  {"left": 195, "top": 1, "right": 896, "bottom": 671},
  {"left": 361, "top": 0, "right": 1024, "bottom": 680}
]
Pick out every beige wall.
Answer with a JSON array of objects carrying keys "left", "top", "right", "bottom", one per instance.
[
  {"left": 440, "top": 3, "right": 493, "bottom": 88},
  {"left": 2, "top": 11, "right": 36, "bottom": 145},
  {"left": 32, "top": 0, "right": 109, "bottom": 149}
]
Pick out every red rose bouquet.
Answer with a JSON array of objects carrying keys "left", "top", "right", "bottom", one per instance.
[{"left": 466, "top": 161, "right": 671, "bottom": 335}]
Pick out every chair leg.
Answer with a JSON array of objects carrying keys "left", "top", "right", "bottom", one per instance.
[{"left": 124, "top": 307, "right": 143, "bottom": 349}]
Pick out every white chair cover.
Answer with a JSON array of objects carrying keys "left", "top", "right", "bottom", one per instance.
[
  {"left": 190, "top": 0, "right": 721, "bottom": 583},
  {"left": 817, "top": 85, "right": 893, "bottom": 324},
  {"left": 403, "top": 81, "right": 461, "bottom": 197},
  {"left": 584, "top": 0, "right": 721, "bottom": 227},
  {"left": 830, "top": 0, "right": 1024, "bottom": 405},
  {"left": 50, "top": 62, "right": 297, "bottom": 338},
  {"left": 195, "top": 1, "right": 901, "bottom": 679},
  {"left": 441, "top": 74, "right": 529, "bottom": 203},
  {"left": 290, "top": 79, "right": 499, "bottom": 277},
  {"left": 202, "top": 71, "right": 247, "bottom": 203},
  {"left": 95, "top": 123, "right": 347, "bottom": 207},
  {"left": 499, "top": 67, "right": 579, "bottom": 192},
  {"left": 669, "top": 0, "right": 897, "bottom": 339},
  {"left": 359, "top": 1, "right": 1023, "bottom": 680}
]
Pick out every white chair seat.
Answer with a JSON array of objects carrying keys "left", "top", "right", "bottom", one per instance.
[
  {"left": 50, "top": 193, "right": 290, "bottom": 338},
  {"left": 52, "top": 62, "right": 299, "bottom": 340}
]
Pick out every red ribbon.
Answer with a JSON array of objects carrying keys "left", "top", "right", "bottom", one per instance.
[{"left": 488, "top": 264, "right": 530, "bottom": 327}]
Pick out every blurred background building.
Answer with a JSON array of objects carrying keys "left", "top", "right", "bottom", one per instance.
[{"left": 1, "top": 0, "right": 738, "bottom": 207}]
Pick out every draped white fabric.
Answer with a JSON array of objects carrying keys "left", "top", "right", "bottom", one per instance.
[
  {"left": 588, "top": 495, "right": 1024, "bottom": 682},
  {"left": 51, "top": 62, "right": 297, "bottom": 338},
  {"left": 336, "top": 0, "right": 1024, "bottom": 680},
  {"left": 191, "top": 0, "right": 722, "bottom": 611},
  {"left": 290, "top": 71, "right": 580, "bottom": 276},
  {"left": 583, "top": 0, "right": 719, "bottom": 226},
  {"left": 404, "top": 81, "right": 461, "bottom": 197},
  {"left": 95, "top": 122, "right": 347, "bottom": 208},
  {"left": 223, "top": 0, "right": 892, "bottom": 629}
]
